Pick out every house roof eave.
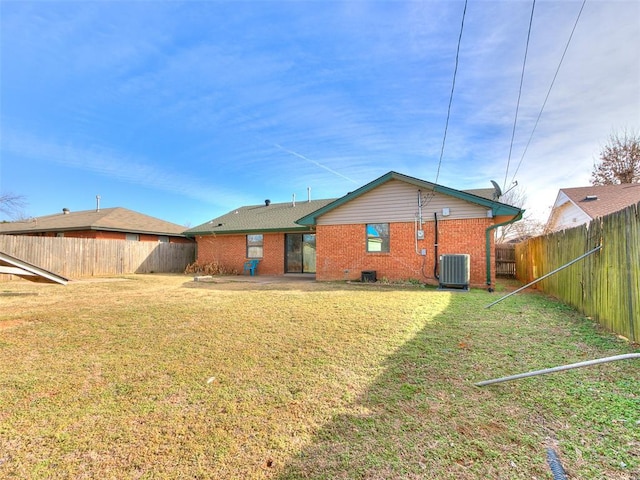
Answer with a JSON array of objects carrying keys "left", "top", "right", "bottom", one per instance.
[
  {"left": 296, "top": 171, "right": 522, "bottom": 225},
  {"left": 0, "top": 207, "right": 188, "bottom": 237},
  {"left": 0, "top": 225, "right": 188, "bottom": 238},
  {"left": 185, "top": 226, "right": 314, "bottom": 237}
]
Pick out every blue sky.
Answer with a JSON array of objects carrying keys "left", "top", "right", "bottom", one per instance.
[{"left": 1, "top": 1, "right": 638, "bottom": 227}]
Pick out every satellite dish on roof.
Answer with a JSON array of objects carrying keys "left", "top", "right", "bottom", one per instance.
[{"left": 490, "top": 180, "right": 502, "bottom": 200}]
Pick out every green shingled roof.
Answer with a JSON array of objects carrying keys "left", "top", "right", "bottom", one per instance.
[{"left": 185, "top": 198, "right": 337, "bottom": 235}]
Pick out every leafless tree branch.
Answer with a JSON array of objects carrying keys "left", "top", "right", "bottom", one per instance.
[
  {"left": 0, "top": 192, "right": 28, "bottom": 220},
  {"left": 591, "top": 129, "right": 640, "bottom": 185}
]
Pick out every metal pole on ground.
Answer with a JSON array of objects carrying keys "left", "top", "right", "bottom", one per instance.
[
  {"left": 475, "top": 353, "right": 640, "bottom": 387},
  {"left": 485, "top": 244, "right": 602, "bottom": 309}
]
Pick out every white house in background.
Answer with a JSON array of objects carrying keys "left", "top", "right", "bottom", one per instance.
[{"left": 546, "top": 183, "right": 640, "bottom": 232}]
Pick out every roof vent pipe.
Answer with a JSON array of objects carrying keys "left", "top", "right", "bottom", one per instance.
[
  {"left": 265, "top": 199, "right": 271, "bottom": 206},
  {"left": 292, "top": 193, "right": 296, "bottom": 207},
  {"left": 96, "top": 195, "right": 101, "bottom": 212},
  {"left": 307, "top": 187, "right": 311, "bottom": 202}
]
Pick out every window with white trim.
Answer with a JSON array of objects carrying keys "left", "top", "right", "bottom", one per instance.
[{"left": 247, "top": 234, "right": 263, "bottom": 258}]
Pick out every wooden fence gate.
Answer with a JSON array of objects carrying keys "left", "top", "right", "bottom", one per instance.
[{"left": 495, "top": 243, "right": 516, "bottom": 277}]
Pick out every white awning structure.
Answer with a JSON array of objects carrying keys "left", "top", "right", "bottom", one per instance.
[{"left": 0, "top": 251, "right": 68, "bottom": 285}]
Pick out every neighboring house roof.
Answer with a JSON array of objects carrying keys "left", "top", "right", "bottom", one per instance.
[
  {"left": 185, "top": 199, "right": 337, "bottom": 235},
  {"left": 547, "top": 183, "right": 640, "bottom": 231},
  {"left": 560, "top": 184, "right": 640, "bottom": 218},
  {"left": 463, "top": 188, "right": 496, "bottom": 201},
  {"left": 296, "top": 171, "right": 521, "bottom": 225},
  {"left": 0, "top": 251, "right": 68, "bottom": 285},
  {"left": 0, "top": 207, "right": 187, "bottom": 237}
]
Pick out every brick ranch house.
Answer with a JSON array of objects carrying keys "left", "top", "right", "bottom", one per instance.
[
  {"left": 186, "top": 172, "right": 523, "bottom": 288},
  {"left": 0, "top": 207, "right": 193, "bottom": 244}
]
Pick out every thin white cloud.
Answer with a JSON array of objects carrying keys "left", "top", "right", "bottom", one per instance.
[
  {"left": 273, "top": 144, "right": 359, "bottom": 184},
  {"left": 1, "top": 129, "right": 247, "bottom": 208},
  {"left": 1, "top": 1, "right": 637, "bottom": 225}
]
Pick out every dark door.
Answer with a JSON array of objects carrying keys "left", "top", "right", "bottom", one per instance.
[{"left": 285, "top": 234, "right": 316, "bottom": 273}]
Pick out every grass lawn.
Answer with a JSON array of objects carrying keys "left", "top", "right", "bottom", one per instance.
[{"left": 0, "top": 274, "right": 638, "bottom": 479}]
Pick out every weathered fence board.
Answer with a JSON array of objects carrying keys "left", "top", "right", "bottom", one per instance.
[
  {"left": 515, "top": 202, "right": 639, "bottom": 343},
  {"left": 495, "top": 244, "right": 516, "bottom": 277},
  {"left": 0, "top": 235, "right": 195, "bottom": 280}
]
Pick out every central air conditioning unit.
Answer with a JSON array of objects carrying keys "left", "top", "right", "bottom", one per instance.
[{"left": 439, "top": 254, "right": 470, "bottom": 290}]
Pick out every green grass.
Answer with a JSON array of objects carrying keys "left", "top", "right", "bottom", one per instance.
[{"left": 0, "top": 275, "right": 638, "bottom": 479}]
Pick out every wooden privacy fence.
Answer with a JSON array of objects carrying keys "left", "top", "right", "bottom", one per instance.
[
  {"left": 495, "top": 244, "right": 516, "bottom": 277},
  {"left": 0, "top": 235, "right": 196, "bottom": 280},
  {"left": 515, "top": 201, "right": 639, "bottom": 343}
]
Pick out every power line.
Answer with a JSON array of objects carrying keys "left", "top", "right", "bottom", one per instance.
[
  {"left": 434, "top": 0, "right": 468, "bottom": 186},
  {"left": 509, "top": 0, "right": 587, "bottom": 185},
  {"left": 503, "top": 0, "right": 536, "bottom": 191}
]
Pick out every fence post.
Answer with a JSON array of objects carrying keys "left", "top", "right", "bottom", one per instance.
[{"left": 625, "top": 210, "right": 637, "bottom": 341}]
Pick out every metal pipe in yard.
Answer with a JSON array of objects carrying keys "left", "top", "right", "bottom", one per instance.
[
  {"left": 475, "top": 353, "right": 640, "bottom": 387},
  {"left": 485, "top": 244, "right": 602, "bottom": 308}
]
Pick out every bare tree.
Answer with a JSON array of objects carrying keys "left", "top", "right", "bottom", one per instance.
[
  {"left": 591, "top": 130, "right": 640, "bottom": 185},
  {"left": 495, "top": 186, "right": 544, "bottom": 243},
  {"left": 0, "top": 192, "right": 28, "bottom": 221}
]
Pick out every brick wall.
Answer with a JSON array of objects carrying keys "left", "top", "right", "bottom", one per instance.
[
  {"left": 316, "top": 218, "right": 494, "bottom": 286},
  {"left": 168, "top": 236, "right": 194, "bottom": 244},
  {"left": 16, "top": 230, "right": 117, "bottom": 239},
  {"left": 93, "top": 231, "right": 125, "bottom": 240},
  {"left": 92, "top": 231, "right": 193, "bottom": 243},
  {"left": 195, "top": 218, "right": 495, "bottom": 286},
  {"left": 196, "top": 233, "right": 286, "bottom": 275}
]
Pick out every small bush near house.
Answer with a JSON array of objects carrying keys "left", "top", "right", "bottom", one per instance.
[{"left": 184, "top": 260, "right": 237, "bottom": 276}]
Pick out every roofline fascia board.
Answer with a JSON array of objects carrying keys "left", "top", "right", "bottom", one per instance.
[
  {"left": 93, "top": 228, "right": 189, "bottom": 237},
  {"left": 0, "top": 227, "right": 187, "bottom": 237},
  {"left": 0, "top": 226, "right": 98, "bottom": 234},
  {"left": 390, "top": 172, "right": 522, "bottom": 215},
  {"left": 185, "top": 227, "right": 314, "bottom": 237},
  {"left": 296, "top": 171, "right": 521, "bottom": 225}
]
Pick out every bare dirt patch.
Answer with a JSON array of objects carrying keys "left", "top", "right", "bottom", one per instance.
[{"left": 0, "top": 319, "right": 30, "bottom": 330}]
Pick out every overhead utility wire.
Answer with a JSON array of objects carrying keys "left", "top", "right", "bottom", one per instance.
[
  {"left": 503, "top": 0, "right": 536, "bottom": 191},
  {"left": 434, "top": 0, "right": 468, "bottom": 186},
  {"left": 509, "top": 0, "right": 587, "bottom": 185}
]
